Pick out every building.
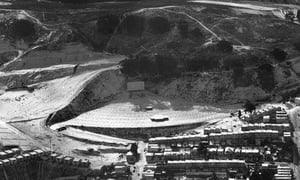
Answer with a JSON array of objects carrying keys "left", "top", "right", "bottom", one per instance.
[
  {"left": 149, "top": 134, "right": 208, "bottom": 148},
  {"left": 274, "top": 163, "right": 293, "bottom": 180},
  {"left": 204, "top": 127, "right": 229, "bottom": 135},
  {"left": 276, "top": 111, "right": 289, "bottom": 123},
  {"left": 207, "top": 147, "right": 261, "bottom": 162},
  {"left": 209, "top": 130, "right": 281, "bottom": 146},
  {"left": 127, "top": 81, "right": 145, "bottom": 91},
  {"left": 241, "top": 123, "right": 290, "bottom": 135},
  {"left": 158, "top": 160, "right": 248, "bottom": 179},
  {"left": 295, "top": 97, "right": 300, "bottom": 105}
]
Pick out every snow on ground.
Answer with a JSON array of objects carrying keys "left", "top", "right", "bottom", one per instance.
[
  {"left": 3, "top": 43, "right": 126, "bottom": 70},
  {"left": 0, "top": 70, "right": 100, "bottom": 121},
  {"left": 52, "top": 94, "right": 229, "bottom": 129},
  {"left": 61, "top": 127, "right": 134, "bottom": 145}
]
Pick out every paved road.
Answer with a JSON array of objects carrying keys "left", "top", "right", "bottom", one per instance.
[
  {"left": 288, "top": 107, "right": 300, "bottom": 180},
  {"left": 130, "top": 141, "right": 147, "bottom": 180}
]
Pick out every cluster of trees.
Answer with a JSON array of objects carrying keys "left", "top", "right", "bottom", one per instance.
[
  {"left": 97, "top": 15, "right": 120, "bottom": 34},
  {"left": 185, "top": 53, "right": 220, "bottom": 72},
  {"left": 9, "top": 19, "right": 35, "bottom": 39},
  {"left": 216, "top": 40, "right": 233, "bottom": 53},
  {"left": 271, "top": 48, "right": 287, "bottom": 62},
  {"left": 256, "top": 63, "right": 275, "bottom": 92},
  {"left": 148, "top": 16, "right": 170, "bottom": 34},
  {"left": 243, "top": 100, "right": 256, "bottom": 113},
  {"left": 118, "top": 15, "right": 171, "bottom": 36},
  {"left": 293, "top": 36, "right": 300, "bottom": 51},
  {"left": 119, "top": 15, "right": 145, "bottom": 36},
  {"left": 178, "top": 20, "right": 189, "bottom": 37},
  {"left": 120, "top": 54, "right": 178, "bottom": 78},
  {"left": 177, "top": 21, "right": 204, "bottom": 40}
]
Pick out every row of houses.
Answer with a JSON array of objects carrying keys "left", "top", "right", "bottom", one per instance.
[
  {"left": 240, "top": 106, "right": 286, "bottom": 123},
  {"left": 207, "top": 147, "right": 261, "bottom": 162},
  {"left": 148, "top": 134, "right": 208, "bottom": 148},
  {"left": 241, "top": 123, "right": 290, "bottom": 134},
  {"left": 0, "top": 148, "right": 21, "bottom": 160},
  {"left": 156, "top": 159, "right": 248, "bottom": 180},
  {"left": 274, "top": 164, "right": 293, "bottom": 180},
  {"left": 209, "top": 130, "right": 282, "bottom": 146},
  {"left": 0, "top": 149, "right": 90, "bottom": 168}
]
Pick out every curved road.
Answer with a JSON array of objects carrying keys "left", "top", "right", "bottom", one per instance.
[{"left": 288, "top": 107, "right": 300, "bottom": 180}]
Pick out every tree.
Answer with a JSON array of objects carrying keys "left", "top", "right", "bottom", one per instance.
[
  {"left": 257, "top": 64, "right": 275, "bottom": 92},
  {"left": 97, "top": 15, "right": 120, "bottom": 34},
  {"left": 243, "top": 100, "right": 256, "bottom": 113},
  {"left": 216, "top": 40, "right": 233, "bottom": 53},
  {"left": 178, "top": 20, "right": 189, "bottom": 37},
  {"left": 148, "top": 16, "right": 170, "bottom": 34},
  {"left": 155, "top": 54, "right": 178, "bottom": 77},
  {"left": 120, "top": 15, "right": 145, "bottom": 36},
  {"left": 271, "top": 48, "right": 287, "bottom": 62},
  {"left": 9, "top": 19, "right": 35, "bottom": 39},
  {"left": 130, "top": 143, "right": 138, "bottom": 155},
  {"left": 190, "top": 28, "right": 203, "bottom": 39},
  {"left": 293, "top": 37, "right": 300, "bottom": 51}
]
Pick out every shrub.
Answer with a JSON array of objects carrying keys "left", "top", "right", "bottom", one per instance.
[
  {"left": 232, "top": 66, "right": 244, "bottom": 78},
  {"left": 155, "top": 54, "right": 178, "bottom": 77},
  {"left": 243, "top": 100, "right": 256, "bottom": 113},
  {"left": 120, "top": 15, "right": 145, "bottom": 36},
  {"left": 120, "top": 58, "right": 139, "bottom": 76},
  {"left": 139, "top": 56, "right": 158, "bottom": 75},
  {"left": 186, "top": 53, "right": 220, "bottom": 71},
  {"left": 9, "top": 19, "right": 35, "bottom": 39},
  {"left": 271, "top": 48, "right": 287, "bottom": 62},
  {"left": 293, "top": 37, "right": 300, "bottom": 51},
  {"left": 97, "top": 15, "right": 120, "bottom": 34},
  {"left": 257, "top": 64, "right": 275, "bottom": 92},
  {"left": 216, "top": 40, "right": 233, "bottom": 53},
  {"left": 178, "top": 20, "right": 189, "bottom": 37},
  {"left": 190, "top": 28, "right": 203, "bottom": 39},
  {"left": 148, "top": 16, "right": 170, "bottom": 34},
  {"left": 121, "top": 54, "right": 178, "bottom": 78},
  {"left": 223, "top": 55, "right": 243, "bottom": 70}
]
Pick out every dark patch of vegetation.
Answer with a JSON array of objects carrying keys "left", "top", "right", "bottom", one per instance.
[
  {"left": 271, "top": 48, "right": 287, "bottom": 62},
  {"left": 222, "top": 55, "right": 243, "bottom": 70},
  {"left": 9, "top": 19, "right": 35, "bottom": 39},
  {"left": 120, "top": 54, "right": 178, "bottom": 78},
  {"left": 216, "top": 40, "right": 233, "bottom": 53},
  {"left": 293, "top": 37, "right": 300, "bottom": 51},
  {"left": 155, "top": 54, "right": 178, "bottom": 77},
  {"left": 243, "top": 100, "right": 256, "bottom": 113},
  {"left": 189, "top": 28, "right": 203, "bottom": 39},
  {"left": 256, "top": 63, "right": 275, "bottom": 92},
  {"left": 49, "top": 0, "right": 140, "bottom": 3},
  {"left": 185, "top": 53, "right": 220, "bottom": 72},
  {"left": 148, "top": 16, "right": 170, "bottom": 34},
  {"left": 97, "top": 15, "right": 120, "bottom": 34},
  {"left": 177, "top": 20, "right": 189, "bottom": 37},
  {"left": 119, "top": 15, "right": 145, "bottom": 36},
  {"left": 0, "top": 51, "right": 18, "bottom": 66},
  {"left": 232, "top": 66, "right": 245, "bottom": 86}
]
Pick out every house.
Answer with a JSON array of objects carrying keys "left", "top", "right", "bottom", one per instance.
[
  {"left": 276, "top": 111, "right": 289, "bottom": 123},
  {"left": 127, "top": 81, "right": 145, "bottom": 92},
  {"left": 158, "top": 159, "right": 248, "bottom": 178},
  {"left": 295, "top": 97, "right": 300, "bottom": 105}
]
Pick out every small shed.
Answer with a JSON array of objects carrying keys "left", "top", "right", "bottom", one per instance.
[{"left": 127, "top": 81, "right": 145, "bottom": 92}]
